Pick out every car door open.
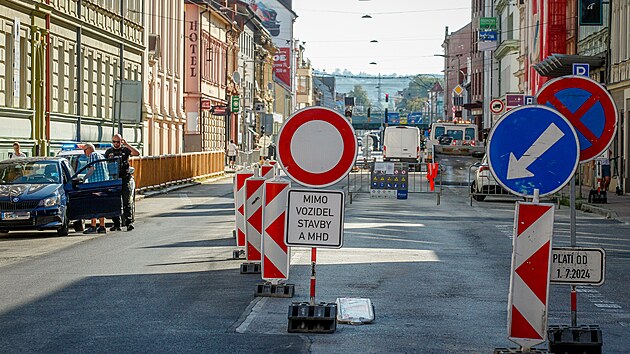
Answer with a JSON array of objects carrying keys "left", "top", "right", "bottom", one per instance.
[{"left": 65, "top": 157, "right": 123, "bottom": 220}]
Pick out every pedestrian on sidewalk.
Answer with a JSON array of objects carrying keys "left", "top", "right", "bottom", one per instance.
[
  {"left": 227, "top": 140, "right": 238, "bottom": 169},
  {"left": 10, "top": 142, "right": 26, "bottom": 158},
  {"left": 82, "top": 144, "right": 108, "bottom": 234},
  {"left": 105, "top": 134, "right": 140, "bottom": 231}
]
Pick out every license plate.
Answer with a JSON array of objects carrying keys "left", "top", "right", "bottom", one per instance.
[{"left": 1, "top": 211, "right": 31, "bottom": 220}]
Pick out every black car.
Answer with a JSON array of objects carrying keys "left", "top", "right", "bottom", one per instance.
[{"left": 0, "top": 157, "right": 123, "bottom": 236}]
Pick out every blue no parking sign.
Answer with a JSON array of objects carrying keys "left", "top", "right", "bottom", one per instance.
[{"left": 487, "top": 105, "right": 580, "bottom": 197}]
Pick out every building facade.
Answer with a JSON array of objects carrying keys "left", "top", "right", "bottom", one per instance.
[
  {"left": 608, "top": 0, "right": 630, "bottom": 193},
  {"left": 1, "top": 0, "right": 144, "bottom": 159},
  {"left": 144, "top": 0, "right": 186, "bottom": 155},
  {"left": 183, "top": 1, "right": 234, "bottom": 152}
]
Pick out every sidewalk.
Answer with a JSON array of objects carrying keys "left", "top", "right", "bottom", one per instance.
[{"left": 562, "top": 185, "right": 630, "bottom": 224}]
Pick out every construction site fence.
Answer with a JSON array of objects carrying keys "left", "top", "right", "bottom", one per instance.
[
  {"left": 130, "top": 150, "right": 225, "bottom": 191},
  {"left": 347, "top": 161, "right": 442, "bottom": 205},
  {"left": 468, "top": 163, "right": 562, "bottom": 206}
]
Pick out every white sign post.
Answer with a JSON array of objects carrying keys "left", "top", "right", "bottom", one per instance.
[
  {"left": 286, "top": 189, "right": 344, "bottom": 249},
  {"left": 551, "top": 247, "right": 605, "bottom": 285}
]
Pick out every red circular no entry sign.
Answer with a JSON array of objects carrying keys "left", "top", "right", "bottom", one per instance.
[{"left": 277, "top": 107, "right": 357, "bottom": 188}]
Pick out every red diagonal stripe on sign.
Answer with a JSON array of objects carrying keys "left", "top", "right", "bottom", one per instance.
[
  {"left": 265, "top": 183, "right": 286, "bottom": 205},
  {"left": 517, "top": 204, "right": 551, "bottom": 236},
  {"left": 237, "top": 173, "right": 252, "bottom": 190},
  {"left": 262, "top": 165, "right": 273, "bottom": 177},
  {"left": 237, "top": 229, "right": 245, "bottom": 246},
  {"left": 511, "top": 305, "right": 543, "bottom": 340},
  {"left": 515, "top": 241, "right": 551, "bottom": 304},
  {"left": 238, "top": 204, "right": 244, "bottom": 216},
  {"left": 263, "top": 256, "right": 285, "bottom": 279},
  {"left": 247, "top": 243, "right": 261, "bottom": 260},
  {"left": 248, "top": 208, "right": 263, "bottom": 234},
  {"left": 266, "top": 213, "right": 288, "bottom": 253},
  {"left": 246, "top": 179, "right": 264, "bottom": 199}
]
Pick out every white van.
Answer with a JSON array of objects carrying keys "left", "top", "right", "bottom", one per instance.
[{"left": 383, "top": 126, "right": 420, "bottom": 163}]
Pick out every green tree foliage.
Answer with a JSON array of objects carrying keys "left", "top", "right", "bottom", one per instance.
[
  {"left": 398, "top": 75, "right": 443, "bottom": 112},
  {"left": 347, "top": 84, "right": 371, "bottom": 107}
]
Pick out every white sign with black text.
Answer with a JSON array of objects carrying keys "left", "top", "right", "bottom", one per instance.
[
  {"left": 550, "top": 247, "right": 605, "bottom": 285},
  {"left": 285, "top": 189, "right": 344, "bottom": 248}
]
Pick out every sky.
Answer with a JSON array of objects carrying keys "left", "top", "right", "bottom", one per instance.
[{"left": 292, "top": 0, "right": 472, "bottom": 76}]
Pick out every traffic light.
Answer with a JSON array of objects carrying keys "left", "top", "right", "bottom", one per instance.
[
  {"left": 261, "top": 125, "right": 265, "bottom": 134},
  {"left": 385, "top": 94, "right": 389, "bottom": 103},
  {"left": 367, "top": 107, "right": 371, "bottom": 117}
]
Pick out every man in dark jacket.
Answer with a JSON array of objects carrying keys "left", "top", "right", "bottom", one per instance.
[{"left": 105, "top": 134, "right": 140, "bottom": 231}]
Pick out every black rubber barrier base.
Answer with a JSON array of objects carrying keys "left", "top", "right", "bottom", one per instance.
[
  {"left": 240, "top": 262, "right": 261, "bottom": 274},
  {"left": 548, "top": 325, "right": 602, "bottom": 354},
  {"left": 588, "top": 189, "right": 607, "bottom": 204},
  {"left": 287, "top": 302, "right": 337, "bottom": 333},
  {"left": 255, "top": 283, "right": 294, "bottom": 298},
  {"left": 494, "top": 349, "right": 549, "bottom": 354},
  {"left": 232, "top": 249, "right": 244, "bottom": 259}
]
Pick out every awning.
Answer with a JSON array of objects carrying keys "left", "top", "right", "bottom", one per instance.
[
  {"left": 532, "top": 54, "right": 605, "bottom": 78},
  {"left": 463, "top": 101, "right": 483, "bottom": 110}
]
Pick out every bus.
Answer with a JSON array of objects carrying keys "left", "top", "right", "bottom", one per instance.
[{"left": 427, "top": 122, "right": 484, "bottom": 156}]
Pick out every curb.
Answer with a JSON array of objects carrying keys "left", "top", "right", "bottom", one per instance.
[{"left": 580, "top": 203, "right": 619, "bottom": 220}]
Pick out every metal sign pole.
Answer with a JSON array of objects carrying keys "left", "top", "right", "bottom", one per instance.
[
  {"left": 570, "top": 175, "right": 577, "bottom": 327},
  {"left": 310, "top": 247, "right": 317, "bottom": 305}
]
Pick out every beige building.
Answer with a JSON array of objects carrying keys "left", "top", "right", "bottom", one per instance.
[
  {"left": 295, "top": 44, "right": 313, "bottom": 110},
  {"left": 608, "top": 0, "right": 630, "bottom": 193},
  {"left": 144, "top": 0, "right": 186, "bottom": 155},
  {"left": 0, "top": 0, "right": 144, "bottom": 158}
]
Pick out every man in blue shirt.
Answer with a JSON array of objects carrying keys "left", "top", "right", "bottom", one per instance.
[{"left": 82, "top": 143, "right": 109, "bottom": 234}]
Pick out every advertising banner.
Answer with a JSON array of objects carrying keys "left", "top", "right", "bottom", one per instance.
[{"left": 273, "top": 47, "right": 291, "bottom": 88}]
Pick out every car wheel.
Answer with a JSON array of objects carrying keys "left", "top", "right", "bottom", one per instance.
[
  {"left": 73, "top": 220, "right": 84, "bottom": 232},
  {"left": 57, "top": 211, "right": 70, "bottom": 236}
]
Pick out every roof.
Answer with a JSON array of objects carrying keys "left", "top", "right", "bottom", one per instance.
[
  {"left": 532, "top": 54, "right": 605, "bottom": 78},
  {"left": 1, "top": 157, "right": 63, "bottom": 163}
]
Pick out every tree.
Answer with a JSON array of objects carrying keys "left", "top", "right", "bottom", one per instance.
[
  {"left": 347, "top": 84, "right": 371, "bottom": 107},
  {"left": 398, "top": 75, "right": 443, "bottom": 111}
]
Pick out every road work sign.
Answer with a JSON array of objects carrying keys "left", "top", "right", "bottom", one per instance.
[
  {"left": 286, "top": 189, "right": 344, "bottom": 248},
  {"left": 550, "top": 247, "right": 605, "bottom": 285}
]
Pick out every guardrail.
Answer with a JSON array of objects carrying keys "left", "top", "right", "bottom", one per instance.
[
  {"left": 130, "top": 150, "right": 225, "bottom": 191},
  {"left": 347, "top": 161, "right": 442, "bottom": 205}
]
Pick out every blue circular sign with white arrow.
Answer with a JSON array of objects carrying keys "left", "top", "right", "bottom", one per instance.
[{"left": 487, "top": 105, "right": 580, "bottom": 197}]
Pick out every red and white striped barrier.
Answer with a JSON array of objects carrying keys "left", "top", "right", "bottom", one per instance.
[
  {"left": 262, "top": 178, "right": 291, "bottom": 283},
  {"left": 245, "top": 169, "right": 266, "bottom": 262},
  {"left": 507, "top": 202, "right": 554, "bottom": 350},
  {"left": 261, "top": 163, "right": 274, "bottom": 180},
  {"left": 234, "top": 168, "right": 254, "bottom": 247}
]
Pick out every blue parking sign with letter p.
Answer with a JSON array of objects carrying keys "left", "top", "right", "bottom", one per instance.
[{"left": 573, "top": 63, "right": 590, "bottom": 77}]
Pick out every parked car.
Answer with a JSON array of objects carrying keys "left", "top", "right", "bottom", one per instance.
[
  {"left": 470, "top": 154, "right": 509, "bottom": 201},
  {"left": 0, "top": 157, "right": 123, "bottom": 236},
  {"left": 57, "top": 143, "right": 136, "bottom": 229}
]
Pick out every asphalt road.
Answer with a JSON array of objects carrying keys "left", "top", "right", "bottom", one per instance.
[{"left": 0, "top": 175, "right": 629, "bottom": 353}]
